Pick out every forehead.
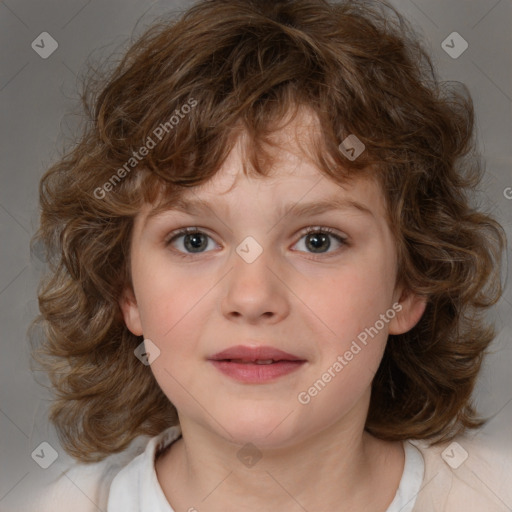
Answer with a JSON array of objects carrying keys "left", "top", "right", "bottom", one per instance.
[
  {"left": 172, "top": 151, "right": 379, "bottom": 215},
  {"left": 140, "top": 106, "right": 387, "bottom": 223}
]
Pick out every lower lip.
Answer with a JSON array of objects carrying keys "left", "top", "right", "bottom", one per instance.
[{"left": 210, "top": 360, "right": 305, "bottom": 383}]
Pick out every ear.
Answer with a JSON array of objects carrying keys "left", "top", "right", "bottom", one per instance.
[
  {"left": 119, "top": 286, "right": 143, "bottom": 336},
  {"left": 388, "top": 287, "right": 427, "bottom": 335}
]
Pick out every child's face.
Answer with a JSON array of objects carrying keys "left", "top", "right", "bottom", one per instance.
[{"left": 121, "top": 111, "right": 425, "bottom": 448}]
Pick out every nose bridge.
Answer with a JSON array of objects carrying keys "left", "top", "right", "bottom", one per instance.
[
  {"left": 231, "top": 232, "right": 274, "bottom": 291},
  {"left": 221, "top": 232, "right": 288, "bottom": 322}
]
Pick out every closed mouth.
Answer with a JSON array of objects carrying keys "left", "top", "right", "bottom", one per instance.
[{"left": 209, "top": 345, "right": 305, "bottom": 363}]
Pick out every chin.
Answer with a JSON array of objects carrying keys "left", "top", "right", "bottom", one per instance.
[{"left": 217, "top": 409, "right": 303, "bottom": 449}]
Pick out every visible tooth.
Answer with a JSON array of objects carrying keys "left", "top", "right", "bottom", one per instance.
[{"left": 255, "top": 359, "right": 274, "bottom": 365}]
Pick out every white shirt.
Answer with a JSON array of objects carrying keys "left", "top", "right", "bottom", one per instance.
[{"left": 16, "top": 426, "right": 512, "bottom": 511}]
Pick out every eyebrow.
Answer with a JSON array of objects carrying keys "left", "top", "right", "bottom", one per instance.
[
  {"left": 145, "top": 195, "right": 374, "bottom": 226},
  {"left": 280, "top": 197, "right": 374, "bottom": 219}
]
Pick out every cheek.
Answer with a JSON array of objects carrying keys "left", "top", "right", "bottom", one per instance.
[
  {"left": 305, "top": 250, "right": 396, "bottom": 341},
  {"left": 132, "top": 256, "right": 213, "bottom": 341}
]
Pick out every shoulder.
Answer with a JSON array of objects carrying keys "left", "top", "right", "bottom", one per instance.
[
  {"left": 107, "top": 425, "right": 182, "bottom": 511},
  {"left": 408, "top": 431, "right": 512, "bottom": 511},
  {"left": 19, "top": 435, "right": 152, "bottom": 512}
]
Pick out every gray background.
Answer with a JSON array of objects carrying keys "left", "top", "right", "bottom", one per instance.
[{"left": 1, "top": 0, "right": 511, "bottom": 509}]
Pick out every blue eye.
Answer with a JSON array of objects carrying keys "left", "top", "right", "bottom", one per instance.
[{"left": 165, "top": 226, "right": 348, "bottom": 259}]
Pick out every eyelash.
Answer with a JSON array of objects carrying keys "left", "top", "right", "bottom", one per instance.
[{"left": 165, "top": 226, "right": 348, "bottom": 261}]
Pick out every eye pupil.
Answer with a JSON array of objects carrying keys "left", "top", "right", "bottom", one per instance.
[
  {"left": 185, "top": 232, "right": 207, "bottom": 252},
  {"left": 306, "top": 232, "right": 331, "bottom": 253}
]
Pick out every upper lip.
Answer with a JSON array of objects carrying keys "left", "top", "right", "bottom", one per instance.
[{"left": 209, "top": 345, "right": 305, "bottom": 362}]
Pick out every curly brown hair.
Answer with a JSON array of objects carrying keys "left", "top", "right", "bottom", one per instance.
[{"left": 31, "top": 0, "right": 506, "bottom": 463}]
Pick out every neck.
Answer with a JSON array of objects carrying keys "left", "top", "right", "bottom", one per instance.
[{"left": 156, "top": 417, "right": 405, "bottom": 511}]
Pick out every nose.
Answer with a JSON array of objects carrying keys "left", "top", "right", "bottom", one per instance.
[{"left": 220, "top": 241, "right": 290, "bottom": 325}]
